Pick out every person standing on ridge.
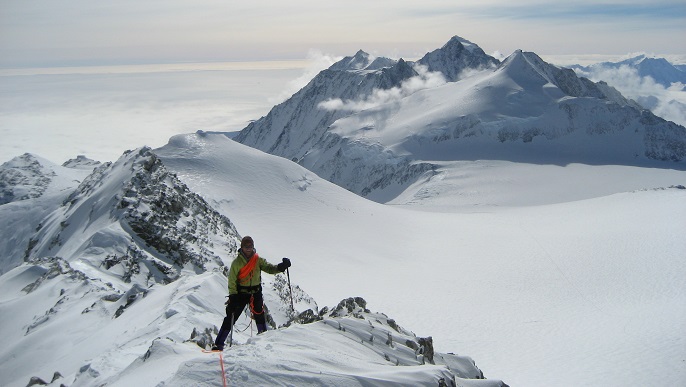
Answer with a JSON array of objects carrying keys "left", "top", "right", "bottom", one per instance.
[{"left": 212, "top": 236, "right": 291, "bottom": 351}]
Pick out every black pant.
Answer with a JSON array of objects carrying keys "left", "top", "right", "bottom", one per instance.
[{"left": 214, "top": 292, "right": 265, "bottom": 347}]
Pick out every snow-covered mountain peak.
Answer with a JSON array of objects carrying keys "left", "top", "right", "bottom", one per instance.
[
  {"left": 366, "top": 55, "right": 398, "bottom": 70},
  {"left": 417, "top": 35, "right": 499, "bottom": 81},
  {"left": 498, "top": 50, "right": 638, "bottom": 105},
  {"left": 0, "top": 153, "right": 56, "bottom": 205},
  {"left": 442, "top": 35, "right": 479, "bottom": 52},
  {"left": 571, "top": 54, "right": 686, "bottom": 90},
  {"left": 61, "top": 154, "right": 101, "bottom": 169},
  {"left": 618, "top": 54, "right": 647, "bottom": 66},
  {"left": 614, "top": 55, "right": 686, "bottom": 83},
  {"left": 0, "top": 153, "right": 96, "bottom": 206},
  {"left": 635, "top": 56, "right": 686, "bottom": 86},
  {"left": 328, "top": 49, "right": 401, "bottom": 73},
  {"left": 25, "top": 146, "right": 241, "bottom": 284},
  {"left": 330, "top": 49, "right": 374, "bottom": 71},
  {"left": 235, "top": 37, "right": 686, "bottom": 201},
  {"left": 497, "top": 49, "right": 554, "bottom": 85},
  {"left": 617, "top": 54, "right": 671, "bottom": 68}
]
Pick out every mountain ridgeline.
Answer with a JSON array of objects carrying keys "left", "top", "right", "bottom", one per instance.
[
  {"left": 23, "top": 148, "right": 241, "bottom": 285},
  {"left": 571, "top": 54, "right": 686, "bottom": 89},
  {"left": 0, "top": 147, "right": 507, "bottom": 386},
  {"left": 235, "top": 36, "right": 686, "bottom": 201}
]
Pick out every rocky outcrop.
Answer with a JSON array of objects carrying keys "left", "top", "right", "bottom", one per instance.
[
  {"left": 0, "top": 153, "right": 55, "bottom": 205},
  {"left": 25, "top": 147, "right": 241, "bottom": 284}
]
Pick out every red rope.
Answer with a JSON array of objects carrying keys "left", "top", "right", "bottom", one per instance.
[
  {"left": 236, "top": 259, "right": 264, "bottom": 338},
  {"left": 249, "top": 294, "right": 263, "bottom": 315},
  {"left": 218, "top": 352, "right": 227, "bottom": 387},
  {"left": 238, "top": 253, "right": 259, "bottom": 281}
]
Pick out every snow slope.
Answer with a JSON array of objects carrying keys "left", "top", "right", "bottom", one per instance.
[
  {"left": 0, "top": 154, "right": 96, "bottom": 274},
  {"left": 1, "top": 130, "right": 683, "bottom": 386},
  {"left": 156, "top": 132, "right": 686, "bottom": 387}
]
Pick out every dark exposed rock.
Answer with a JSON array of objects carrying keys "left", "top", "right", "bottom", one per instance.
[
  {"left": 26, "top": 376, "right": 47, "bottom": 386},
  {"left": 1, "top": 153, "right": 55, "bottom": 205},
  {"left": 329, "top": 297, "right": 369, "bottom": 318}
]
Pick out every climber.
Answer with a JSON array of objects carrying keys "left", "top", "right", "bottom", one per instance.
[{"left": 212, "top": 236, "right": 291, "bottom": 350}]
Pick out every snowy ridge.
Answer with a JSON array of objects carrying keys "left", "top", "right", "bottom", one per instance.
[
  {"left": 25, "top": 147, "right": 240, "bottom": 282},
  {"left": 0, "top": 143, "right": 506, "bottom": 386},
  {"left": 155, "top": 298, "right": 503, "bottom": 387},
  {"left": 235, "top": 37, "right": 686, "bottom": 201}
]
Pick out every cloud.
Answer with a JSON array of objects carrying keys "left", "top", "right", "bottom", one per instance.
[
  {"left": 490, "top": 51, "right": 507, "bottom": 61},
  {"left": 0, "top": 64, "right": 300, "bottom": 163},
  {"left": 575, "top": 64, "right": 686, "bottom": 126},
  {"left": 318, "top": 64, "right": 446, "bottom": 113},
  {"left": 269, "top": 50, "right": 342, "bottom": 105},
  {"left": 463, "top": 2, "right": 686, "bottom": 21}
]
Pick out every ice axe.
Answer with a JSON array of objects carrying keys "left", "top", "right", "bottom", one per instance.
[{"left": 286, "top": 267, "right": 295, "bottom": 317}]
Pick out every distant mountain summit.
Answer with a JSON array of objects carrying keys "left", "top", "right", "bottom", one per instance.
[
  {"left": 234, "top": 37, "right": 686, "bottom": 201},
  {"left": 0, "top": 153, "right": 56, "bottom": 205},
  {"left": 500, "top": 50, "right": 637, "bottom": 103},
  {"left": 329, "top": 50, "right": 376, "bottom": 71},
  {"left": 417, "top": 36, "right": 499, "bottom": 81},
  {"left": 234, "top": 50, "right": 412, "bottom": 158},
  {"left": 571, "top": 54, "right": 686, "bottom": 89}
]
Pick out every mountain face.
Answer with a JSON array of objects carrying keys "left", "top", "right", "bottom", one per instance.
[
  {"left": 25, "top": 147, "right": 241, "bottom": 283},
  {"left": 235, "top": 36, "right": 500, "bottom": 164},
  {"left": 0, "top": 148, "right": 243, "bottom": 385},
  {"left": 235, "top": 50, "right": 415, "bottom": 159},
  {"left": 567, "top": 55, "right": 686, "bottom": 128},
  {"left": 417, "top": 36, "right": 499, "bottom": 81},
  {"left": 235, "top": 37, "right": 686, "bottom": 201},
  {"left": 0, "top": 154, "right": 96, "bottom": 274}
]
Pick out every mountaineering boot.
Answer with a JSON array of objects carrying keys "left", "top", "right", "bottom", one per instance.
[
  {"left": 211, "top": 344, "right": 224, "bottom": 351},
  {"left": 256, "top": 323, "right": 268, "bottom": 334}
]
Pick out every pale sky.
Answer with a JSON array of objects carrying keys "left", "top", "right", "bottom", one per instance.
[{"left": 1, "top": 0, "right": 685, "bottom": 68}]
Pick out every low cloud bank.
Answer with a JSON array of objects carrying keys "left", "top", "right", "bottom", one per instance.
[{"left": 318, "top": 64, "right": 446, "bottom": 113}]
